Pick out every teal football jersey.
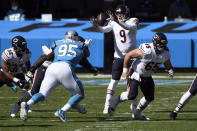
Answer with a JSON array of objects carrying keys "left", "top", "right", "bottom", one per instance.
[{"left": 53, "top": 39, "right": 87, "bottom": 69}]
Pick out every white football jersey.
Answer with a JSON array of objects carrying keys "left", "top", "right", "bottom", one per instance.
[
  {"left": 97, "top": 18, "right": 138, "bottom": 59},
  {"left": 132, "top": 43, "right": 170, "bottom": 77},
  {"left": 2, "top": 47, "right": 31, "bottom": 75}
]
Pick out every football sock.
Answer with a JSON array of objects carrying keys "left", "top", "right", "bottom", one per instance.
[
  {"left": 137, "top": 97, "right": 149, "bottom": 111},
  {"left": 174, "top": 91, "right": 193, "bottom": 113},
  {"left": 61, "top": 104, "right": 71, "bottom": 112}
]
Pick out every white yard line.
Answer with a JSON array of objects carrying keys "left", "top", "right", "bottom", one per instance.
[{"left": 77, "top": 74, "right": 195, "bottom": 79}]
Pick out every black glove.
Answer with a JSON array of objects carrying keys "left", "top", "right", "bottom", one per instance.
[{"left": 13, "top": 77, "right": 29, "bottom": 89}]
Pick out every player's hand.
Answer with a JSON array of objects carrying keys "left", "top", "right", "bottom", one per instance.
[
  {"left": 120, "top": 72, "right": 128, "bottom": 81},
  {"left": 84, "top": 39, "right": 92, "bottom": 47},
  {"left": 25, "top": 71, "right": 34, "bottom": 82},
  {"left": 13, "top": 77, "right": 28, "bottom": 88},
  {"left": 168, "top": 69, "right": 174, "bottom": 78}
]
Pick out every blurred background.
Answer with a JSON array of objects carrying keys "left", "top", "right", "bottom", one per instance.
[
  {"left": 0, "top": 0, "right": 197, "bottom": 73},
  {"left": 0, "top": 0, "right": 197, "bottom": 21}
]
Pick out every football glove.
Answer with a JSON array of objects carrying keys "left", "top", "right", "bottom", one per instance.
[
  {"left": 168, "top": 70, "right": 174, "bottom": 78},
  {"left": 25, "top": 71, "right": 34, "bottom": 82},
  {"left": 42, "top": 45, "right": 52, "bottom": 55},
  {"left": 84, "top": 39, "right": 92, "bottom": 47},
  {"left": 13, "top": 77, "right": 28, "bottom": 89}
]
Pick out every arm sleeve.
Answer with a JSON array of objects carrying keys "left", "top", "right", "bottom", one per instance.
[
  {"left": 118, "top": 18, "right": 139, "bottom": 30},
  {"left": 96, "top": 21, "right": 113, "bottom": 33}
]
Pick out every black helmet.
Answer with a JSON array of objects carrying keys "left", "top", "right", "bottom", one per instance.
[
  {"left": 152, "top": 32, "right": 168, "bottom": 52},
  {"left": 115, "top": 4, "right": 126, "bottom": 14},
  {"left": 12, "top": 35, "right": 27, "bottom": 55}
]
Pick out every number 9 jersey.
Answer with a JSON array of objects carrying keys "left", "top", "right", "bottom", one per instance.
[
  {"left": 53, "top": 39, "right": 88, "bottom": 69},
  {"left": 132, "top": 43, "right": 170, "bottom": 77}
]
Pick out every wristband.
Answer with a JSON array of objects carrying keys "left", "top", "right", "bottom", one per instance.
[
  {"left": 13, "top": 77, "right": 19, "bottom": 83},
  {"left": 123, "top": 68, "right": 128, "bottom": 73}
]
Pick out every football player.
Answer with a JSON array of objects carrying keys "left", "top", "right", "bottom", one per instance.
[
  {"left": 108, "top": 32, "right": 174, "bottom": 120},
  {"left": 91, "top": 4, "right": 139, "bottom": 114},
  {"left": 0, "top": 35, "right": 31, "bottom": 117},
  {"left": 20, "top": 30, "right": 92, "bottom": 122},
  {"left": 169, "top": 75, "right": 197, "bottom": 120},
  {"left": 11, "top": 33, "right": 96, "bottom": 117}
]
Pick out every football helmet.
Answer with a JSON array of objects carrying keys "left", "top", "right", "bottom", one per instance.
[
  {"left": 115, "top": 4, "right": 126, "bottom": 20},
  {"left": 64, "top": 30, "right": 84, "bottom": 42},
  {"left": 152, "top": 32, "right": 168, "bottom": 52},
  {"left": 12, "top": 36, "right": 27, "bottom": 56}
]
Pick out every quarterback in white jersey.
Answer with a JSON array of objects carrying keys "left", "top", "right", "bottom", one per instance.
[
  {"left": 92, "top": 4, "right": 139, "bottom": 114},
  {"left": 108, "top": 33, "right": 174, "bottom": 120},
  {"left": 0, "top": 35, "right": 31, "bottom": 117}
]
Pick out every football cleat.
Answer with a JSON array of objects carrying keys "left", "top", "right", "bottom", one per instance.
[
  {"left": 107, "top": 97, "right": 120, "bottom": 116},
  {"left": 54, "top": 110, "right": 68, "bottom": 123},
  {"left": 10, "top": 113, "right": 16, "bottom": 118},
  {"left": 169, "top": 111, "right": 177, "bottom": 120},
  {"left": 103, "top": 106, "right": 109, "bottom": 114},
  {"left": 108, "top": 107, "right": 115, "bottom": 116},
  {"left": 10, "top": 103, "right": 20, "bottom": 118},
  {"left": 133, "top": 109, "right": 150, "bottom": 120},
  {"left": 73, "top": 104, "right": 87, "bottom": 114},
  {"left": 20, "top": 102, "right": 29, "bottom": 121}
]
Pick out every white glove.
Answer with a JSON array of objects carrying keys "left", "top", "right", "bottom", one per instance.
[
  {"left": 168, "top": 70, "right": 174, "bottom": 78},
  {"left": 84, "top": 39, "right": 92, "bottom": 47},
  {"left": 25, "top": 71, "right": 34, "bottom": 82},
  {"left": 42, "top": 45, "right": 52, "bottom": 55}
]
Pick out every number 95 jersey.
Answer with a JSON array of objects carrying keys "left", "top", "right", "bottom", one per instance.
[
  {"left": 132, "top": 43, "right": 170, "bottom": 77},
  {"left": 53, "top": 39, "right": 87, "bottom": 69}
]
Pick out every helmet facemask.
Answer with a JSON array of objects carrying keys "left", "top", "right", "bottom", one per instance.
[
  {"left": 12, "top": 36, "right": 27, "bottom": 57},
  {"left": 152, "top": 33, "right": 168, "bottom": 53}
]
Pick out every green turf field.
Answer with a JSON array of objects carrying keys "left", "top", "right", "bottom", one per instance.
[{"left": 0, "top": 73, "right": 197, "bottom": 131}]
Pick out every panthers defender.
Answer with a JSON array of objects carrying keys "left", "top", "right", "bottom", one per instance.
[
  {"left": 0, "top": 35, "right": 31, "bottom": 117},
  {"left": 92, "top": 4, "right": 139, "bottom": 114},
  {"left": 108, "top": 33, "right": 174, "bottom": 120},
  {"left": 20, "top": 30, "right": 92, "bottom": 122},
  {"left": 169, "top": 75, "right": 197, "bottom": 120}
]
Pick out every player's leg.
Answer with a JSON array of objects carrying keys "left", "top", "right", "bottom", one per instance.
[
  {"left": 134, "top": 77, "right": 154, "bottom": 120},
  {"left": 20, "top": 63, "right": 58, "bottom": 120},
  {"left": 10, "top": 73, "right": 30, "bottom": 117},
  {"left": 169, "top": 75, "right": 197, "bottom": 120},
  {"left": 108, "top": 79, "right": 139, "bottom": 116},
  {"left": 103, "top": 58, "right": 123, "bottom": 114},
  {"left": 55, "top": 62, "right": 85, "bottom": 122}
]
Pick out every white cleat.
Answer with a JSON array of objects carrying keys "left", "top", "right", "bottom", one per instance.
[
  {"left": 20, "top": 102, "right": 29, "bottom": 121},
  {"left": 10, "top": 114, "right": 16, "bottom": 118},
  {"left": 103, "top": 106, "right": 109, "bottom": 114}
]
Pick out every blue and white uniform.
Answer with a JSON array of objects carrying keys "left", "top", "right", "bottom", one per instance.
[{"left": 33, "top": 39, "right": 88, "bottom": 105}]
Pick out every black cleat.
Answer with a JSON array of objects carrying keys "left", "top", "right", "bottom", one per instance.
[
  {"left": 169, "top": 111, "right": 177, "bottom": 120},
  {"left": 108, "top": 107, "right": 115, "bottom": 116}
]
